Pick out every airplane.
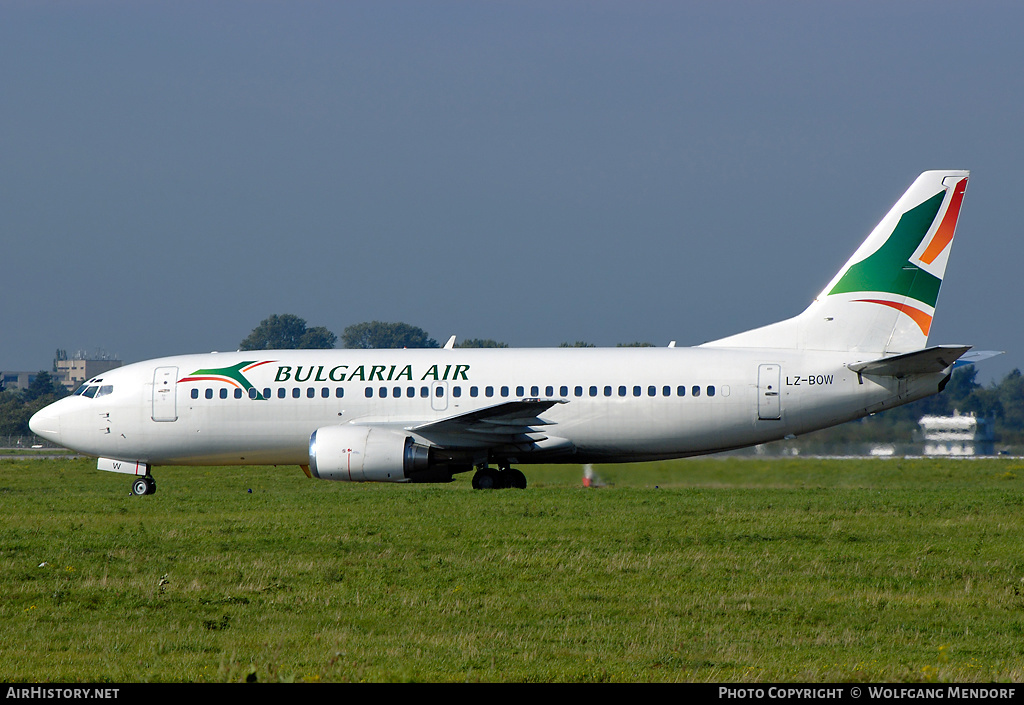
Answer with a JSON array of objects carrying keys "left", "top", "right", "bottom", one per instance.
[{"left": 31, "top": 170, "right": 976, "bottom": 495}]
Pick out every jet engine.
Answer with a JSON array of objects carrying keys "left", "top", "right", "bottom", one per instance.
[{"left": 309, "top": 425, "right": 452, "bottom": 483}]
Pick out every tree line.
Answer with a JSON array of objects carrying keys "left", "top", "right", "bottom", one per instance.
[
  {"left": 237, "top": 314, "right": 625, "bottom": 350},
  {"left": 0, "top": 371, "right": 68, "bottom": 438}
]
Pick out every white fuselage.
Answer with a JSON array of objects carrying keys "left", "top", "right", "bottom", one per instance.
[{"left": 29, "top": 346, "right": 943, "bottom": 468}]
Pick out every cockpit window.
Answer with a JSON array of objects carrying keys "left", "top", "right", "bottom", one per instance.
[{"left": 78, "top": 384, "right": 113, "bottom": 399}]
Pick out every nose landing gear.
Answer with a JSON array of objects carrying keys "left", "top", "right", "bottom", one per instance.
[{"left": 131, "top": 476, "right": 157, "bottom": 496}]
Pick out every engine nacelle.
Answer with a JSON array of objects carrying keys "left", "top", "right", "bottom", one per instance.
[{"left": 309, "top": 425, "right": 433, "bottom": 482}]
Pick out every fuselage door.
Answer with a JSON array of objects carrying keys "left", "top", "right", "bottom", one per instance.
[
  {"left": 152, "top": 366, "right": 178, "bottom": 422},
  {"left": 757, "top": 364, "right": 781, "bottom": 420}
]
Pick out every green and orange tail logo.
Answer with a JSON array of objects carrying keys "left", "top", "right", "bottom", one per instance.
[{"left": 825, "top": 173, "right": 968, "bottom": 339}]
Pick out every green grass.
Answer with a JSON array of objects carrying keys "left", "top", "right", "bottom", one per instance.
[{"left": 2, "top": 456, "right": 1023, "bottom": 682}]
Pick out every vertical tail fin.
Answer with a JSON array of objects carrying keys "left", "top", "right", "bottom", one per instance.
[{"left": 704, "top": 170, "right": 969, "bottom": 353}]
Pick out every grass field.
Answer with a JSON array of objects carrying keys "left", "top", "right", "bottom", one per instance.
[{"left": 2, "top": 455, "right": 1023, "bottom": 683}]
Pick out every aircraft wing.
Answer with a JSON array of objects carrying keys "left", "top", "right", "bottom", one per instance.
[
  {"left": 847, "top": 345, "right": 972, "bottom": 377},
  {"left": 409, "top": 398, "right": 568, "bottom": 446}
]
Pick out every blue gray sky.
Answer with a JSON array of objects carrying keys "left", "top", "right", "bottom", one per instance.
[{"left": 2, "top": 1, "right": 1020, "bottom": 383}]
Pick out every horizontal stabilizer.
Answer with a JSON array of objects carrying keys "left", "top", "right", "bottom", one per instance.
[
  {"left": 953, "top": 350, "right": 1004, "bottom": 368},
  {"left": 847, "top": 345, "right": 971, "bottom": 377}
]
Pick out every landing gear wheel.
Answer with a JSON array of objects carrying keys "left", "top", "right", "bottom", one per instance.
[
  {"left": 506, "top": 468, "right": 527, "bottom": 489},
  {"left": 471, "top": 467, "right": 526, "bottom": 489},
  {"left": 472, "top": 468, "right": 498, "bottom": 490},
  {"left": 131, "top": 477, "right": 156, "bottom": 496}
]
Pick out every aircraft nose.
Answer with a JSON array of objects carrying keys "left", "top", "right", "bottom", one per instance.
[{"left": 29, "top": 404, "right": 62, "bottom": 444}]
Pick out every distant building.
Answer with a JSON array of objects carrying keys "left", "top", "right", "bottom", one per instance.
[
  {"left": 1, "top": 371, "right": 38, "bottom": 392},
  {"left": 54, "top": 350, "right": 123, "bottom": 391},
  {"left": 919, "top": 411, "right": 995, "bottom": 456}
]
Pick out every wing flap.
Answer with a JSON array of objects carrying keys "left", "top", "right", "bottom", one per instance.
[{"left": 409, "top": 398, "right": 567, "bottom": 445}]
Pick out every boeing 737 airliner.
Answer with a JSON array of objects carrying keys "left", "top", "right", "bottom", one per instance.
[{"left": 31, "top": 170, "right": 976, "bottom": 494}]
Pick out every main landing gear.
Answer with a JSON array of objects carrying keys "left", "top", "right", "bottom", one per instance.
[
  {"left": 131, "top": 475, "right": 157, "bottom": 496},
  {"left": 471, "top": 464, "right": 527, "bottom": 490}
]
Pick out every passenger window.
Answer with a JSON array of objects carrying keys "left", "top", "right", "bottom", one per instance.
[
  {"left": 618, "top": 386, "right": 627, "bottom": 397},
  {"left": 707, "top": 386, "right": 716, "bottom": 397},
  {"left": 393, "top": 386, "right": 402, "bottom": 398},
  {"left": 485, "top": 386, "right": 494, "bottom": 397},
  {"left": 220, "top": 388, "right": 228, "bottom": 399},
  {"left": 501, "top": 386, "right": 509, "bottom": 397},
  {"left": 575, "top": 386, "right": 583, "bottom": 397},
  {"left": 292, "top": 388, "right": 301, "bottom": 398},
  {"left": 322, "top": 388, "right": 330, "bottom": 398},
  {"left": 205, "top": 389, "right": 213, "bottom": 399},
  {"left": 234, "top": 389, "right": 243, "bottom": 399},
  {"left": 379, "top": 387, "right": 388, "bottom": 398},
  {"left": 470, "top": 386, "right": 478, "bottom": 397},
  {"left": 337, "top": 388, "right": 345, "bottom": 398},
  {"left": 420, "top": 387, "right": 429, "bottom": 398},
  {"left": 663, "top": 386, "right": 671, "bottom": 397},
  {"left": 692, "top": 385, "right": 701, "bottom": 397},
  {"left": 648, "top": 386, "right": 656, "bottom": 397},
  {"left": 604, "top": 386, "right": 612, "bottom": 397},
  {"left": 633, "top": 386, "right": 641, "bottom": 397},
  {"left": 590, "top": 386, "right": 598, "bottom": 397},
  {"left": 405, "top": 387, "right": 414, "bottom": 397},
  {"left": 453, "top": 386, "right": 461, "bottom": 398},
  {"left": 191, "top": 389, "right": 199, "bottom": 399},
  {"left": 249, "top": 388, "right": 259, "bottom": 399},
  {"left": 435, "top": 386, "right": 444, "bottom": 397},
  {"left": 531, "top": 386, "right": 539, "bottom": 396},
  {"left": 263, "top": 388, "right": 271, "bottom": 399},
  {"left": 307, "top": 388, "right": 315, "bottom": 398},
  {"left": 365, "top": 387, "right": 373, "bottom": 398},
  {"left": 516, "top": 386, "right": 525, "bottom": 397},
  {"left": 677, "top": 386, "right": 685, "bottom": 396},
  {"left": 278, "top": 388, "right": 286, "bottom": 399}
]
